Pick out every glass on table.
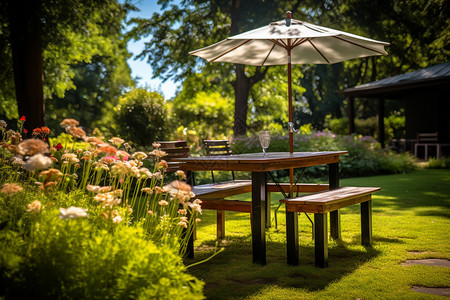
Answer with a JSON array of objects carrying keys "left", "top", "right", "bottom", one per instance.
[{"left": 258, "top": 131, "right": 271, "bottom": 157}]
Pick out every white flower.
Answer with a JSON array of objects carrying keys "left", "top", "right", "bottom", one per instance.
[
  {"left": 11, "top": 156, "right": 25, "bottom": 166},
  {"left": 59, "top": 206, "right": 88, "bottom": 220},
  {"left": 112, "top": 215, "right": 123, "bottom": 223},
  {"left": 86, "top": 185, "right": 101, "bottom": 193},
  {"left": 109, "top": 137, "right": 125, "bottom": 147},
  {"left": 23, "top": 154, "right": 52, "bottom": 172},
  {"left": 61, "top": 153, "right": 79, "bottom": 163},
  {"left": 131, "top": 151, "right": 148, "bottom": 160},
  {"left": 27, "top": 200, "right": 41, "bottom": 213},
  {"left": 139, "top": 167, "right": 152, "bottom": 178},
  {"left": 94, "top": 192, "right": 121, "bottom": 208}
]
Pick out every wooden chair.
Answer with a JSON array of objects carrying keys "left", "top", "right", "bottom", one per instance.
[
  {"left": 414, "top": 132, "right": 450, "bottom": 160},
  {"left": 202, "top": 139, "right": 252, "bottom": 239}
]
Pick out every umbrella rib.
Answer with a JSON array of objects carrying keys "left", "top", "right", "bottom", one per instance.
[
  {"left": 210, "top": 39, "right": 252, "bottom": 62},
  {"left": 292, "top": 38, "right": 308, "bottom": 48},
  {"left": 308, "top": 40, "right": 330, "bottom": 64},
  {"left": 269, "top": 39, "right": 288, "bottom": 49},
  {"left": 333, "top": 36, "right": 387, "bottom": 55},
  {"left": 261, "top": 43, "right": 276, "bottom": 66}
]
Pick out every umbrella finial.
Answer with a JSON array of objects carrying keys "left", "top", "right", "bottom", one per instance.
[{"left": 285, "top": 11, "right": 292, "bottom": 27}]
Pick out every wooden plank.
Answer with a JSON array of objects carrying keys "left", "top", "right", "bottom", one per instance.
[
  {"left": 179, "top": 151, "right": 348, "bottom": 172},
  {"left": 200, "top": 199, "right": 252, "bottom": 213},
  {"left": 281, "top": 187, "right": 380, "bottom": 203},
  {"left": 282, "top": 187, "right": 380, "bottom": 214},
  {"left": 180, "top": 155, "right": 342, "bottom": 172},
  {"left": 266, "top": 183, "right": 329, "bottom": 193},
  {"left": 193, "top": 180, "right": 252, "bottom": 198},
  {"left": 285, "top": 194, "right": 373, "bottom": 213}
]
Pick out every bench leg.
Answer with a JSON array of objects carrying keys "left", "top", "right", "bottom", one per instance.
[
  {"left": 314, "top": 213, "right": 328, "bottom": 268},
  {"left": 328, "top": 162, "right": 341, "bottom": 240},
  {"left": 286, "top": 210, "right": 299, "bottom": 265},
  {"left": 330, "top": 210, "right": 341, "bottom": 240},
  {"left": 217, "top": 210, "right": 225, "bottom": 240},
  {"left": 361, "top": 199, "right": 372, "bottom": 246}
]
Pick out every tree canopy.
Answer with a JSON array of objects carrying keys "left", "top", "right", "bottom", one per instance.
[
  {"left": 129, "top": 0, "right": 449, "bottom": 136},
  {"left": 0, "top": 0, "right": 135, "bottom": 131}
]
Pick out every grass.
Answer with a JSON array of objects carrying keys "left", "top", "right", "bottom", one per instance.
[{"left": 186, "top": 168, "right": 450, "bottom": 299}]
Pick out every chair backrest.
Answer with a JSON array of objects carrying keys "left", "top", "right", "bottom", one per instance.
[
  {"left": 203, "top": 139, "right": 233, "bottom": 156},
  {"left": 203, "top": 139, "right": 235, "bottom": 182},
  {"left": 417, "top": 132, "right": 438, "bottom": 143},
  {"left": 157, "top": 141, "right": 190, "bottom": 173}
]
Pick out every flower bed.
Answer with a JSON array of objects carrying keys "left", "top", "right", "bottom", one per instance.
[{"left": 0, "top": 117, "right": 204, "bottom": 299}]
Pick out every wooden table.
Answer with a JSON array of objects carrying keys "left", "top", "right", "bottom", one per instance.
[{"left": 179, "top": 151, "right": 348, "bottom": 265}]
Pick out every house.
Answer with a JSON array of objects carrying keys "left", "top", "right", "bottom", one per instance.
[{"left": 339, "top": 62, "right": 450, "bottom": 157}]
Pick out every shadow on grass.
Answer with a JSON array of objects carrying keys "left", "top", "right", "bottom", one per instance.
[{"left": 186, "top": 235, "right": 383, "bottom": 300}]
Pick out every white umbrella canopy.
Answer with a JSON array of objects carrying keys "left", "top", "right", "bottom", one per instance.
[
  {"left": 189, "top": 12, "right": 389, "bottom": 157},
  {"left": 190, "top": 18, "right": 389, "bottom": 66}
]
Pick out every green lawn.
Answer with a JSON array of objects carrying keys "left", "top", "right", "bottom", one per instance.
[{"left": 187, "top": 169, "right": 450, "bottom": 299}]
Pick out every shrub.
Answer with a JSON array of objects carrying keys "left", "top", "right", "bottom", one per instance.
[
  {"left": 0, "top": 213, "right": 204, "bottom": 300},
  {"left": 114, "top": 89, "right": 168, "bottom": 148},
  {"left": 427, "top": 157, "right": 450, "bottom": 169},
  {"left": 326, "top": 115, "right": 406, "bottom": 144}
]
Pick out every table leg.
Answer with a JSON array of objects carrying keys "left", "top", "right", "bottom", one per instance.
[
  {"left": 361, "top": 199, "right": 373, "bottom": 246},
  {"left": 252, "top": 172, "right": 267, "bottom": 265},
  {"left": 328, "top": 163, "right": 341, "bottom": 240}
]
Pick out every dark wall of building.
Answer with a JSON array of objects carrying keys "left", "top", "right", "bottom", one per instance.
[{"left": 404, "top": 85, "right": 450, "bottom": 142}]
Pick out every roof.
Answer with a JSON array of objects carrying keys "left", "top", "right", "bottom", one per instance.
[{"left": 340, "top": 62, "right": 450, "bottom": 97}]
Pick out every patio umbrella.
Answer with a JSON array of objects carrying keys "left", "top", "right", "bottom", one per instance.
[{"left": 189, "top": 12, "right": 390, "bottom": 154}]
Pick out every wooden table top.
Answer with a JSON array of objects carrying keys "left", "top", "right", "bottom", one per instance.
[{"left": 179, "top": 151, "right": 348, "bottom": 172}]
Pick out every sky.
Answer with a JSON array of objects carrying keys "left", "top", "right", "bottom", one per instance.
[{"left": 125, "top": 0, "right": 180, "bottom": 99}]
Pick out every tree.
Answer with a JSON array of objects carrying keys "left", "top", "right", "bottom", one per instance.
[
  {"left": 128, "top": 0, "right": 302, "bottom": 136},
  {"left": 1, "top": 0, "right": 134, "bottom": 131},
  {"left": 129, "top": 0, "right": 449, "bottom": 136}
]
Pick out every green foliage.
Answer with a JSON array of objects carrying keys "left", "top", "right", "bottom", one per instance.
[
  {"left": 0, "top": 214, "right": 203, "bottom": 299},
  {"left": 427, "top": 157, "right": 450, "bottom": 169},
  {"left": 172, "top": 90, "right": 234, "bottom": 139},
  {"left": 113, "top": 88, "right": 168, "bottom": 148},
  {"left": 326, "top": 115, "right": 406, "bottom": 143},
  {"left": 0, "top": 0, "right": 135, "bottom": 124},
  {"left": 0, "top": 119, "right": 205, "bottom": 299},
  {"left": 129, "top": 0, "right": 449, "bottom": 136}
]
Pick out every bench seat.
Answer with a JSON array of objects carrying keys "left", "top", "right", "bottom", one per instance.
[{"left": 281, "top": 186, "right": 380, "bottom": 267}]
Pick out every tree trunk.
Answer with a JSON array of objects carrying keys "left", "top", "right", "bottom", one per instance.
[
  {"left": 8, "top": 0, "right": 46, "bottom": 131},
  {"left": 233, "top": 65, "right": 250, "bottom": 136}
]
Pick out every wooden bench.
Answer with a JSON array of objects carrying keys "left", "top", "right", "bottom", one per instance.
[
  {"left": 158, "top": 140, "right": 252, "bottom": 241},
  {"left": 414, "top": 132, "right": 450, "bottom": 160},
  {"left": 280, "top": 186, "right": 380, "bottom": 267}
]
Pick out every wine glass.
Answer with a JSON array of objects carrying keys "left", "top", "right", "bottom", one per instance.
[{"left": 259, "top": 131, "right": 271, "bottom": 157}]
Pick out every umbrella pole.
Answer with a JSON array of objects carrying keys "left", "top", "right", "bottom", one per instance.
[{"left": 287, "top": 48, "right": 294, "bottom": 195}]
